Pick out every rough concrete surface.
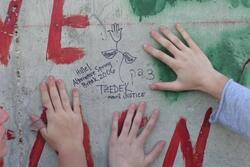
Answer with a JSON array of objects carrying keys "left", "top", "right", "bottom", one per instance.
[{"left": 1, "top": 0, "right": 250, "bottom": 166}]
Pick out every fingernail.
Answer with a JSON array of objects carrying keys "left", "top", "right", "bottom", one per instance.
[
  {"left": 48, "top": 76, "right": 54, "bottom": 80},
  {"left": 58, "top": 79, "right": 63, "bottom": 84},
  {"left": 150, "top": 31, "right": 157, "bottom": 36},
  {"left": 144, "top": 44, "right": 150, "bottom": 48},
  {"left": 129, "top": 103, "right": 136, "bottom": 109},
  {"left": 140, "top": 101, "right": 146, "bottom": 106},
  {"left": 159, "top": 26, "right": 165, "bottom": 31},
  {"left": 161, "top": 140, "right": 166, "bottom": 145},
  {"left": 149, "top": 84, "right": 156, "bottom": 90},
  {"left": 73, "top": 88, "right": 79, "bottom": 95},
  {"left": 144, "top": 44, "right": 153, "bottom": 50},
  {"left": 154, "top": 110, "right": 160, "bottom": 117},
  {"left": 7, "top": 129, "right": 15, "bottom": 140},
  {"left": 40, "top": 81, "right": 46, "bottom": 86}
]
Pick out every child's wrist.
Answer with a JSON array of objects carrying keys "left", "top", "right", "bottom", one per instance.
[
  {"left": 58, "top": 142, "right": 85, "bottom": 155},
  {"left": 200, "top": 70, "right": 229, "bottom": 99}
]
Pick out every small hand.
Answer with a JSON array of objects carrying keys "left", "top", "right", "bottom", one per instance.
[
  {"left": 31, "top": 76, "right": 87, "bottom": 167},
  {"left": 144, "top": 24, "right": 228, "bottom": 99},
  {"left": 0, "top": 107, "right": 9, "bottom": 158},
  {"left": 109, "top": 102, "right": 165, "bottom": 167}
]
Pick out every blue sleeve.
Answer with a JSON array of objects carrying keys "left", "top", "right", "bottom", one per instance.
[{"left": 210, "top": 79, "right": 250, "bottom": 138}]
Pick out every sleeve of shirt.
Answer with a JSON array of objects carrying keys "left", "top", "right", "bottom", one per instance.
[{"left": 210, "top": 79, "right": 250, "bottom": 138}]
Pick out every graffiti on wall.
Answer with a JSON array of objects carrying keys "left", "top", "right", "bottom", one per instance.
[{"left": 1, "top": 0, "right": 250, "bottom": 166}]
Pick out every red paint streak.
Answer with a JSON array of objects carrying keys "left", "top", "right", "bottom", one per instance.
[
  {"left": 118, "top": 110, "right": 148, "bottom": 136},
  {"left": 29, "top": 110, "right": 47, "bottom": 167},
  {"left": 163, "top": 108, "right": 212, "bottom": 167},
  {"left": 0, "top": 0, "right": 22, "bottom": 66},
  {"left": 47, "top": 0, "right": 89, "bottom": 64},
  {"left": 6, "top": 129, "right": 15, "bottom": 140},
  {"left": 83, "top": 122, "right": 94, "bottom": 167},
  {"left": 0, "top": 159, "right": 3, "bottom": 167}
]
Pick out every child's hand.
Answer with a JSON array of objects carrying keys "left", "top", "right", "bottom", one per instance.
[
  {"left": 31, "top": 76, "right": 87, "bottom": 167},
  {"left": 144, "top": 24, "right": 228, "bottom": 99},
  {"left": 109, "top": 102, "right": 165, "bottom": 167},
  {"left": 0, "top": 107, "right": 9, "bottom": 158}
]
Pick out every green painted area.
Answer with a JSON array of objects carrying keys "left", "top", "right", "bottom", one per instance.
[
  {"left": 207, "top": 27, "right": 250, "bottom": 82},
  {"left": 240, "top": 62, "right": 250, "bottom": 88},
  {"left": 129, "top": 0, "right": 168, "bottom": 21},
  {"left": 129, "top": 0, "right": 250, "bottom": 21},
  {"left": 153, "top": 27, "right": 250, "bottom": 102},
  {"left": 228, "top": 0, "right": 250, "bottom": 7},
  {"left": 229, "top": 0, "right": 240, "bottom": 7},
  {"left": 241, "top": 0, "right": 250, "bottom": 7}
]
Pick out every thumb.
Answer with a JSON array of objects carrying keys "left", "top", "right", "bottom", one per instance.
[
  {"left": 145, "top": 140, "right": 166, "bottom": 165},
  {"left": 150, "top": 81, "right": 182, "bottom": 91},
  {"left": 30, "top": 114, "right": 48, "bottom": 139}
]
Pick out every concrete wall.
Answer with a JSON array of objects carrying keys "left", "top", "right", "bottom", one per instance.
[{"left": 1, "top": 0, "right": 250, "bottom": 166}]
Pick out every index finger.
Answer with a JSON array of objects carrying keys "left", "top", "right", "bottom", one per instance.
[
  {"left": 40, "top": 81, "right": 54, "bottom": 114},
  {"left": 176, "top": 24, "right": 199, "bottom": 50},
  {"left": 144, "top": 44, "right": 177, "bottom": 70},
  {"left": 138, "top": 110, "right": 160, "bottom": 144}
]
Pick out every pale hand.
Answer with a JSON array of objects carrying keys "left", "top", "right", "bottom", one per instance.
[
  {"left": 144, "top": 24, "right": 228, "bottom": 99},
  {"left": 109, "top": 102, "right": 166, "bottom": 167}
]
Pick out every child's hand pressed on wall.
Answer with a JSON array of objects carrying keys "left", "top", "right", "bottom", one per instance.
[
  {"left": 109, "top": 102, "right": 166, "bottom": 167},
  {"left": 0, "top": 107, "right": 9, "bottom": 159},
  {"left": 144, "top": 24, "right": 228, "bottom": 99},
  {"left": 31, "top": 76, "right": 87, "bottom": 167}
]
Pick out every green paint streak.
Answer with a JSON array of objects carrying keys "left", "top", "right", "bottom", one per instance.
[
  {"left": 129, "top": 0, "right": 168, "bottom": 21},
  {"left": 153, "top": 27, "right": 250, "bottom": 102},
  {"left": 241, "top": 0, "right": 250, "bottom": 7},
  {"left": 206, "top": 27, "right": 250, "bottom": 82},
  {"left": 129, "top": 0, "right": 250, "bottom": 21},
  {"left": 229, "top": 0, "right": 240, "bottom": 7},
  {"left": 240, "top": 62, "right": 250, "bottom": 88},
  {"left": 228, "top": 0, "right": 250, "bottom": 7}
]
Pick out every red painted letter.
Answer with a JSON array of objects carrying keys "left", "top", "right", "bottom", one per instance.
[
  {"left": 47, "top": 0, "right": 89, "bottom": 64},
  {"left": 0, "top": 0, "right": 22, "bottom": 66},
  {"left": 163, "top": 108, "right": 212, "bottom": 167}
]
